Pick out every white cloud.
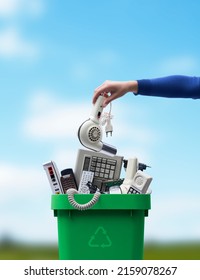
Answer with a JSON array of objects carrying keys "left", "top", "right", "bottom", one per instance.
[
  {"left": 51, "top": 146, "right": 81, "bottom": 171},
  {"left": 146, "top": 192, "right": 200, "bottom": 241},
  {"left": 0, "top": 0, "right": 21, "bottom": 17},
  {"left": 23, "top": 91, "right": 91, "bottom": 140},
  {"left": 23, "top": 90, "right": 158, "bottom": 149},
  {"left": 0, "top": 0, "right": 44, "bottom": 18},
  {"left": 0, "top": 0, "right": 43, "bottom": 59},
  {"left": 0, "top": 27, "right": 39, "bottom": 58},
  {"left": 0, "top": 162, "right": 46, "bottom": 200},
  {"left": 0, "top": 161, "right": 57, "bottom": 243},
  {"left": 159, "top": 55, "right": 198, "bottom": 74}
]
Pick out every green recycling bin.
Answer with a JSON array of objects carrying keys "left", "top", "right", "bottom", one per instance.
[{"left": 51, "top": 194, "right": 151, "bottom": 260}]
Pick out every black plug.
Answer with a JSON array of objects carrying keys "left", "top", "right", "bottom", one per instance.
[
  {"left": 138, "top": 163, "right": 151, "bottom": 171},
  {"left": 86, "top": 181, "right": 98, "bottom": 194}
]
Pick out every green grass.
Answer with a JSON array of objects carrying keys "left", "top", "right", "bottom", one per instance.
[
  {"left": 0, "top": 242, "right": 200, "bottom": 260},
  {"left": 144, "top": 242, "right": 200, "bottom": 260},
  {"left": 0, "top": 243, "right": 58, "bottom": 260}
]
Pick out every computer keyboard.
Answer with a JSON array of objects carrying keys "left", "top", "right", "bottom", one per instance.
[
  {"left": 89, "top": 156, "right": 116, "bottom": 180},
  {"left": 74, "top": 149, "right": 124, "bottom": 187}
]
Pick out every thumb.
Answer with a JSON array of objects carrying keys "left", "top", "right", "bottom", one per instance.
[{"left": 103, "top": 91, "right": 121, "bottom": 107}]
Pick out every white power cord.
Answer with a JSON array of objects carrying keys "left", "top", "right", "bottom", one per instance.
[{"left": 100, "top": 102, "right": 113, "bottom": 136}]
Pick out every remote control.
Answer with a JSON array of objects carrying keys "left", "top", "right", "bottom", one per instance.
[
  {"left": 78, "top": 171, "right": 94, "bottom": 194},
  {"left": 43, "top": 161, "right": 63, "bottom": 194}
]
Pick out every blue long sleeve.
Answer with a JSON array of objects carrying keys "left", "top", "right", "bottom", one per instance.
[{"left": 137, "top": 75, "right": 200, "bottom": 99}]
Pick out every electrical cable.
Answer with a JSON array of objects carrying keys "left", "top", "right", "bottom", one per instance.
[
  {"left": 66, "top": 188, "right": 101, "bottom": 210},
  {"left": 101, "top": 102, "right": 113, "bottom": 136}
]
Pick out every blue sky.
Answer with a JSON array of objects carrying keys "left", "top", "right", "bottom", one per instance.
[{"left": 0, "top": 0, "right": 200, "bottom": 243}]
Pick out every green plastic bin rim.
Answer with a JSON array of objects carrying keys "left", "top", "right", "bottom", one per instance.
[{"left": 51, "top": 194, "right": 151, "bottom": 210}]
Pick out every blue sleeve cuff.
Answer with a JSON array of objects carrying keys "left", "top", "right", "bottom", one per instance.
[{"left": 137, "top": 79, "right": 153, "bottom": 96}]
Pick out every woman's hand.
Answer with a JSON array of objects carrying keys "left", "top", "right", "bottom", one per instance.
[{"left": 93, "top": 80, "right": 138, "bottom": 107}]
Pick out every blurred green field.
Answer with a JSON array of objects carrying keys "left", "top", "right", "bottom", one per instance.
[
  {"left": 144, "top": 242, "right": 200, "bottom": 260},
  {"left": 0, "top": 241, "right": 200, "bottom": 260},
  {"left": 0, "top": 243, "right": 58, "bottom": 260}
]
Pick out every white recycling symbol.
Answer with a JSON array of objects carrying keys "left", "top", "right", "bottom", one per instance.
[{"left": 88, "top": 226, "right": 112, "bottom": 248}]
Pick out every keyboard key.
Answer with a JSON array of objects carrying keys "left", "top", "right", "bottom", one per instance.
[
  {"left": 109, "top": 170, "right": 114, "bottom": 179},
  {"left": 107, "top": 159, "right": 116, "bottom": 165}
]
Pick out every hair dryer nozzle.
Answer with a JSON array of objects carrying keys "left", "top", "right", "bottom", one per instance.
[{"left": 102, "top": 143, "right": 117, "bottom": 155}]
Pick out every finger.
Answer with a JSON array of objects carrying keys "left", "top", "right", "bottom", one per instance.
[
  {"left": 103, "top": 92, "right": 119, "bottom": 107},
  {"left": 93, "top": 92, "right": 109, "bottom": 105},
  {"left": 93, "top": 83, "right": 111, "bottom": 104},
  {"left": 102, "top": 92, "right": 110, "bottom": 98},
  {"left": 92, "top": 92, "right": 101, "bottom": 104}
]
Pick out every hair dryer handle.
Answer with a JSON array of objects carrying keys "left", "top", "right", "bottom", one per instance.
[{"left": 90, "top": 95, "right": 105, "bottom": 124}]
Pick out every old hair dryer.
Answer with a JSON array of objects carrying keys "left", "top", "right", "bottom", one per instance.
[{"left": 78, "top": 95, "right": 117, "bottom": 155}]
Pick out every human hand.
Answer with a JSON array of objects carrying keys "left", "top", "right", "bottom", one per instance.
[{"left": 93, "top": 80, "right": 138, "bottom": 107}]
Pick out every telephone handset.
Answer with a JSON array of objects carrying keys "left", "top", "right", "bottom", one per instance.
[{"left": 60, "top": 168, "right": 78, "bottom": 193}]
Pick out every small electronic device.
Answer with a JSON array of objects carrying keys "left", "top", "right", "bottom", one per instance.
[
  {"left": 127, "top": 186, "right": 141, "bottom": 194},
  {"left": 78, "top": 171, "right": 94, "bottom": 194},
  {"left": 86, "top": 181, "right": 99, "bottom": 194},
  {"left": 120, "top": 157, "right": 138, "bottom": 194},
  {"left": 102, "top": 178, "right": 124, "bottom": 193},
  {"left": 131, "top": 170, "right": 152, "bottom": 194},
  {"left": 78, "top": 95, "right": 117, "bottom": 155},
  {"left": 43, "top": 161, "right": 63, "bottom": 194},
  {"left": 74, "top": 149, "right": 123, "bottom": 191},
  {"left": 60, "top": 168, "right": 78, "bottom": 193},
  {"left": 109, "top": 186, "right": 122, "bottom": 194}
]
